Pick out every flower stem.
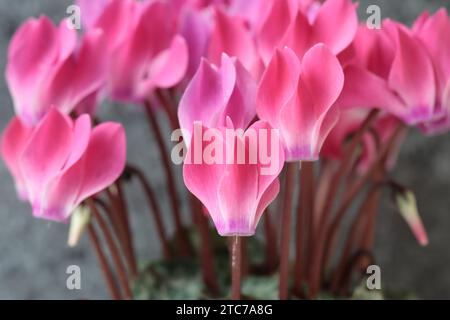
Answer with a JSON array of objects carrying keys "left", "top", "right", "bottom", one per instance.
[
  {"left": 87, "top": 198, "right": 133, "bottom": 299},
  {"left": 144, "top": 101, "right": 191, "bottom": 257},
  {"left": 191, "top": 196, "right": 220, "bottom": 296},
  {"left": 87, "top": 223, "right": 121, "bottom": 300},
  {"left": 264, "top": 209, "right": 278, "bottom": 273},
  {"left": 294, "top": 161, "right": 314, "bottom": 296},
  {"left": 308, "top": 109, "right": 379, "bottom": 298},
  {"left": 279, "top": 162, "right": 297, "bottom": 299},
  {"left": 126, "top": 165, "right": 172, "bottom": 259},
  {"left": 329, "top": 185, "right": 380, "bottom": 293},
  {"left": 231, "top": 235, "right": 242, "bottom": 300},
  {"left": 106, "top": 185, "right": 137, "bottom": 278}
]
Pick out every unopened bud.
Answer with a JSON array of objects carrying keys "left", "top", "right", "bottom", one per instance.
[
  {"left": 395, "top": 189, "right": 428, "bottom": 246},
  {"left": 68, "top": 205, "right": 91, "bottom": 247}
]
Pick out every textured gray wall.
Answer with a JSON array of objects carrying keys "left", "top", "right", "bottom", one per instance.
[{"left": 0, "top": 0, "right": 449, "bottom": 299}]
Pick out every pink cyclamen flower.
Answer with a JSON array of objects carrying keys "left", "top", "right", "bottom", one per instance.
[
  {"left": 322, "top": 110, "right": 406, "bottom": 174},
  {"left": 208, "top": 8, "right": 263, "bottom": 79},
  {"left": 413, "top": 9, "right": 450, "bottom": 135},
  {"left": 96, "top": 0, "right": 188, "bottom": 103},
  {"left": 6, "top": 16, "right": 106, "bottom": 125},
  {"left": 337, "top": 21, "right": 437, "bottom": 127},
  {"left": 1, "top": 109, "right": 126, "bottom": 222},
  {"left": 183, "top": 119, "right": 284, "bottom": 236},
  {"left": 257, "top": 44, "right": 344, "bottom": 162},
  {"left": 178, "top": 53, "right": 256, "bottom": 146},
  {"left": 258, "top": 0, "right": 358, "bottom": 64}
]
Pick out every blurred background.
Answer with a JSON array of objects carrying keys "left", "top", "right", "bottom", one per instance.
[{"left": 0, "top": 0, "right": 449, "bottom": 299}]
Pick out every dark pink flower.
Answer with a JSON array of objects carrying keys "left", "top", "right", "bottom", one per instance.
[
  {"left": 257, "top": 44, "right": 344, "bottom": 161},
  {"left": 1, "top": 109, "right": 126, "bottom": 222}
]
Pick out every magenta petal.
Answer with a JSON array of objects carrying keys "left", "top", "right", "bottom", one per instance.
[
  {"left": 179, "top": 56, "right": 235, "bottom": 145},
  {"left": 20, "top": 109, "right": 73, "bottom": 207},
  {"left": 75, "top": 123, "right": 126, "bottom": 203},
  {"left": 388, "top": 25, "right": 436, "bottom": 124},
  {"left": 279, "top": 44, "right": 343, "bottom": 161},
  {"left": 257, "top": 47, "right": 301, "bottom": 129},
  {"left": 6, "top": 16, "right": 77, "bottom": 125},
  {"left": 139, "top": 35, "right": 188, "bottom": 93},
  {"left": 208, "top": 9, "right": 256, "bottom": 73},
  {"left": 217, "top": 158, "right": 259, "bottom": 236},
  {"left": 313, "top": 0, "right": 358, "bottom": 54},
  {"left": 1, "top": 117, "right": 33, "bottom": 199},
  {"left": 258, "top": 0, "right": 293, "bottom": 64},
  {"left": 183, "top": 124, "right": 226, "bottom": 228},
  {"left": 179, "top": 7, "right": 212, "bottom": 78},
  {"left": 337, "top": 65, "right": 406, "bottom": 116}
]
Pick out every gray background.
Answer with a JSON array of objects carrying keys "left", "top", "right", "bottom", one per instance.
[{"left": 0, "top": 0, "right": 449, "bottom": 299}]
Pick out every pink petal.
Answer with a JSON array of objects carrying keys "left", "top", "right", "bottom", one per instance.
[
  {"left": 76, "top": 0, "right": 110, "bottom": 30},
  {"left": 1, "top": 117, "right": 33, "bottom": 199},
  {"left": 388, "top": 24, "right": 436, "bottom": 125},
  {"left": 6, "top": 16, "right": 77, "bottom": 125},
  {"left": 217, "top": 156, "right": 259, "bottom": 236},
  {"left": 257, "top": 47, "right": 301, "bottom": 129},
  {"left": 415, "top": 9, "right": 450, "bottom": 96},
  {"left": 257, "top": 0, "right": 293, "bottom": 64},
  {"left": 179, "top": 7, "right": 212, "bottom": 78},
  {"left": 279, "top": 44, "right": 344, "bottom": 161},
  {"left": 20, "top": 109, "right": 73, "bottom": 207},
  {"left": 313, "top": 0, "right": 358, "bottom": 54},
  {"left": 138, "top": 35, "right": 188, "bottom": 95},
  {"left": 178, "top": 54, "right": 237, "bottom": 145},
  {"left": 183, "top": 123, "right": 226, "bottom": 227},
  {"left": 208, "top": 9, "right": 256, "bottom": 73},
  {"left": 75, "top": 123, "right": 126, "bottom": 203},
  {"left": 42, "top": 29, "right": 107, "bottom": 115},
  {"left": 337, "top": 65, "right": 406, "bottom": 117}
]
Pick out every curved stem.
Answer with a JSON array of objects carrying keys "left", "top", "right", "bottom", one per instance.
[
  {"left": 106, "top": 186, "right": 138, "bottom": 277},
  {"left": 87, "top": 199, "right": 133, "bottom": 299},
  {"left": 231, "top": 236, "right": 242, "bottom": 300},
  {"left": 308, "top": 109, "right": 379, "bottom": 298},
  {"left": 322, "top": 124, "right": 405, "bottom": 269},
  {"left": 190, "top": 196, "right": 220, "bottom": 296},
  {"left": 144, "top": 101, "right": 191, "bottom": 257},
  {"left": 126, "top": 165, "right": 172, "bottom": 259},
  {"left": 279, "top": 162, "right": 297, "bottom": 299},
  {"left": 87, "top": 223, "right": 121, "bottom": 300},
  {"left": 330, "top": 185, "right": 380, "bottom": 293}
]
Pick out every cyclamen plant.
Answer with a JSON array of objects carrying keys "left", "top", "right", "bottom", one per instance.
[{"left": 1, "top": 0, "right": 448, "bottom": 299}]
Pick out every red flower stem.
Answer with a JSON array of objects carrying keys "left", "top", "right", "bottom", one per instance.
[
  {"left": 115, "top": 180, "right": 138, "bottom": 277},
  {"left": 87, "top": 223, "right": 121, "bottom": 300},
  {"left": 321, "top": 123, "right": 406, "bottom": 281},
  {"left": 308, "top": 109, "right": 379, "bottom": 298},
  {"left": 155, "top": 89, "right": 180, "bottom": 132},
  {"left": 231, "top": 235, "right": 242, "bottom": 300},
  {"left": 358, "top": 190, "right": 382, "bottom": 271},
  {"left": 264, "top": 208, "right": 278, "bottom": 273},
  {"left": 126, "top": 165, "right": 172, "bottom": 259},
  {"left": 190, "top": 196, "right": 220, "bottom": 296},
  {"left": 105, "top": 188, "right": 136, "bottom": 277},
  {"left": 144, "top": 101, "right": 191, "bottom": 257},
  {"left": 279, "top": 162, "right": 298, "bottom": 299},
  {"left": 293, "top": 161, "right": 314, "bottom": 296},
  {"left": 329, "top": 184, "right": 380, "bottom": 293},
  {"left": 87, "top": 198, "right": 133, "bottom": 300},
  {"left": 106, "top": 184, "right": 138, "bottom": 278}
]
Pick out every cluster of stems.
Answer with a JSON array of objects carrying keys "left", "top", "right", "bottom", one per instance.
[{"left": 85, "top": 93, "right": 405, "bottom": 300}]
